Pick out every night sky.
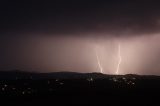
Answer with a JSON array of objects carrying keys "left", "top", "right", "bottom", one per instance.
[{"left": 1, "top": 0, "right": 160, "bottom": 75}]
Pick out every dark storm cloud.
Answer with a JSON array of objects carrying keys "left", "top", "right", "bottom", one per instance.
[{"left": 1, "top": 0, "right": 160, "bottom": 36}]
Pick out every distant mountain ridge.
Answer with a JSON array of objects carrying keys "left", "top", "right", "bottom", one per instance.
[
  {"left": 0, "top": 70, "right": 159, "bottom": 80},
  {"left": 0, "top": 70, "right": 107, "bottom": 79}
]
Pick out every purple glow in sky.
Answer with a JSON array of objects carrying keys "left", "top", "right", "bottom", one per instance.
[{"left": 1, "top": 34, "right": 160, "bottom": 75}]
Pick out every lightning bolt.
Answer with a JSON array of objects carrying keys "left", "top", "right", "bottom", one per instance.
[
  {"left": 95, "top": 47, "right": 103, "bottom": 73},
  {"left": 116, "top": 44, "right": 121, "bottom": 75}
]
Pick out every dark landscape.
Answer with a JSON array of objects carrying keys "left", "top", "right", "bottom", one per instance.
[
  {"left": 1, "top": 1, "right": 160, "bottom": 105},
  {"left": 0, "top": 71, "right": 160, "bottom": 105}
]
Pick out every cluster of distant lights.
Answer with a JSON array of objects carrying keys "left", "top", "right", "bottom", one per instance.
[
  {"left": 0, "top": 75, "right": 136, "bottom": 95},
  {"left": 0, "top": 78, "right": 65, "bottom": 95},
  {"left": 87, "top": 76, "right": 136, "bottom": 85},
  {"left": 0, "top": 86, "right": 32, "bottom": 95},
  {"left": 0, "top": 82, "right": 34, "bottom": 95},
  {"left": 109, "top": 77, "right": 136, "bottom": 85}
]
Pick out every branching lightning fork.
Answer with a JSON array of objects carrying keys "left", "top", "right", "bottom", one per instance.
[
  {"left": 95, "top": 47, "right": 103, "bottom": 73},
  {"left": 116, "top": 44, "right": 122, "bottom": 75}
]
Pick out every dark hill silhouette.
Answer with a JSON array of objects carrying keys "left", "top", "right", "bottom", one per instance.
[
  {"left": 0, "top": 70, "right": 159, "bottom": 80},
  {"left": 0, "top": 70, "right": 109, "bottom": 79},
  {"left": 0, "top": 70, "right": 160, "bottom": 105}
]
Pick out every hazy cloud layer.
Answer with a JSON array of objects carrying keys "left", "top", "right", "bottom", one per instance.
[{"left": 1, "top": 34, "right": 160, "bottom": 75}]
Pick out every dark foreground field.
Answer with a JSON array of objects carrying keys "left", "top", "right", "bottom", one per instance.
[{"left": 0, "top": 71, "right": 160, "bottom": 105}]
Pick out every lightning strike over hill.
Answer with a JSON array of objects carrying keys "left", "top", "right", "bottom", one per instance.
[
  {"left": 95, "top": 47, "right": 103, "bottom": 73},
  {"left": 116, "top": 44, "right": 122, "bottom": 75}
]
